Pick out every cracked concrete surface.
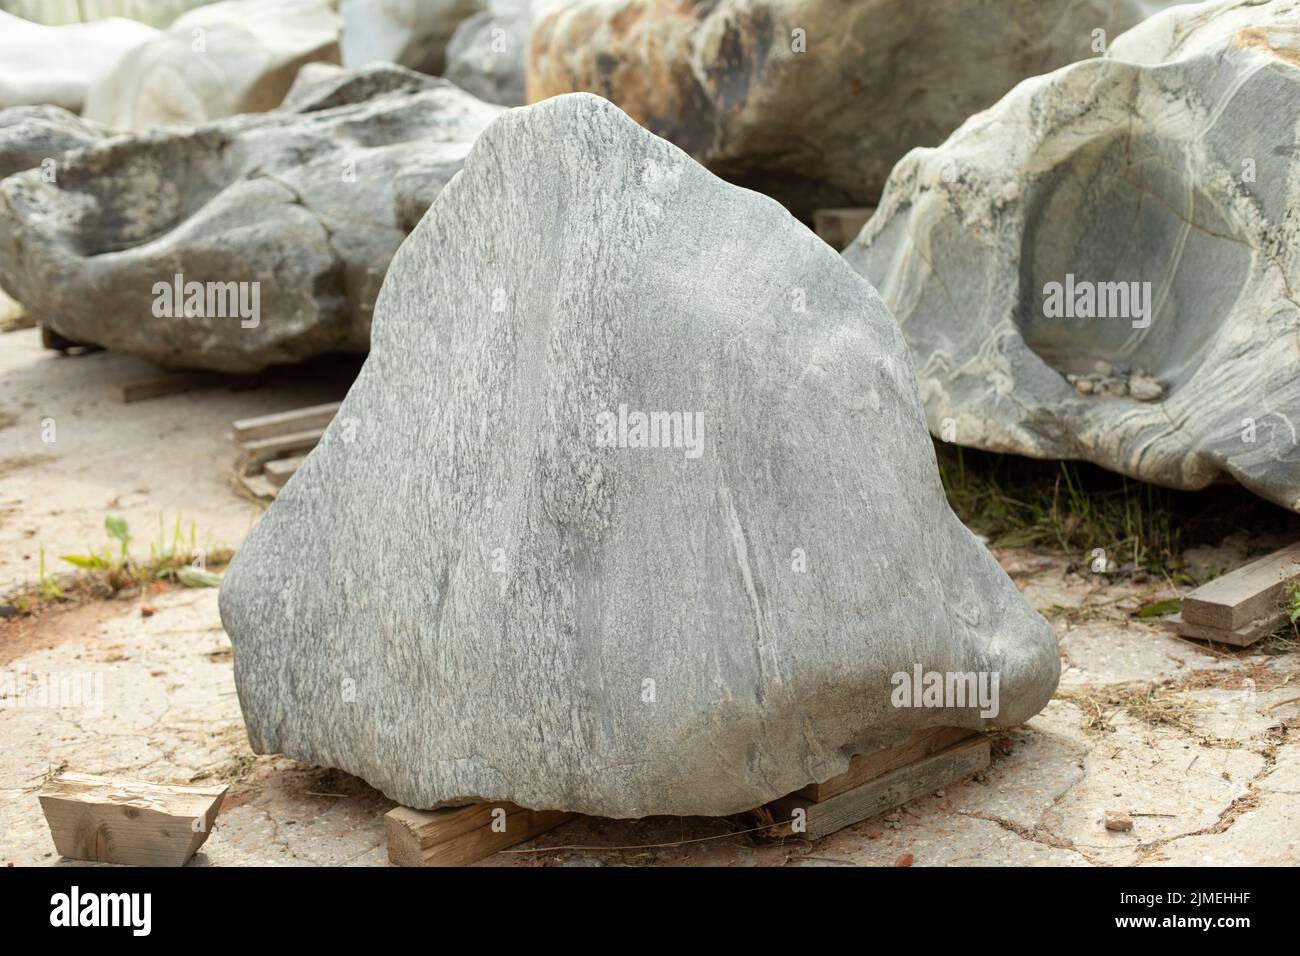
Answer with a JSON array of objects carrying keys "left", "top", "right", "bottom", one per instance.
[
  {"left": 2, "top": 541, "right": 1295, "bottom": 868},
  {"left": 1, "top": 332, "right": 1297, "bottom": 866}
]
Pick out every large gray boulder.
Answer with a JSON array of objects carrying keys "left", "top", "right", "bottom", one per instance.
[
  {"left": 844, "top": 0, "right": 1300, "bottom": 512},
  {"left": 524, "top": 0, "right": 1178, "bottom": 217},
  {"left": 218, "top": 94, "right": 1059, "bottom": 818},
  {"left": 0, "top": 64, "right": 503, "bottom": 372},
  {"left": 81, "top": 0, "right": 343, "bottom": 132}
]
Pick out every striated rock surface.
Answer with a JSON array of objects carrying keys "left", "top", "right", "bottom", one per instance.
[
  {"left": 341, "top": 0, "right": 484, "bottom": 74},
  {"left": 0, "top": 12, "right": 159, "bottom": 114},
  {"left": 82, "top": 0, "right": 344, "bottom": 132},
  {"left": 525, "top": 0, "right": 1176, "bottom": 217},
  {"left": 219, "top": 93, "right": 1059, "bottom": 818},
  {"left": 844, "top": 0, "right": 1300, "bottom": 511},
  {"left": 0, "top": 64, "right": 503, "bottom": 372}
]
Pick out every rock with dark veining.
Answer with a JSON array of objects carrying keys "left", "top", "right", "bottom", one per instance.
[
  {"left": 82, "top": 0, "right": 343, "bottom": 132},
  {"left": 0, "top": 65, "right": 502, "bottom": 372},
  {"left": 844, "top": 0, "right": 1300, "bottom": 511},
  {"left": 218, "top": 93, "right": 1059, "bottom": 818},
  {"left": 525, "top": 0, "right": 1176, "bottom": 217}
]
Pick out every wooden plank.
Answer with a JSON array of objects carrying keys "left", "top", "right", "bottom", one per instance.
[
  {"left": 264, "top": 454, "right": 307, "bottom": 488},
  {"left": 1181, "top": 542, "right": 1300, "bottom": 631},
  {"left": 1174, "top": 611, "right": 1280, "bottom": 648},
  {"left": 38, "top": 772, "right": 227, "bottom": 867},
  {"left": 813, "top": 206, "right": 876, "bottom": 251},
  {"left": 239, "top": 473, "right": 278, "bottom": 501},
  {"left": 795, "top": 726, "right": 975, "bottom": 802},
  {"left": 238, "top": 428, "right": 326, "bottom": 472},
  {"left": 763, "top": 735, "right": 990, "bottom": 841},
  {"left": 386, "top": 802, "right": 577, "bottom": 867},
  {"left": 232, "top": 402, "right": 342, "bottom": 443},
  {"left": 119, "top": 371, "right": 230, "bottom": 403}
]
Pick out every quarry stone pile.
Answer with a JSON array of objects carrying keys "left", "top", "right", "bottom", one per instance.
[
  {"left": 0, "top": 64, "right": 503, "bottom": 372},
  {"left": 219, "top": 94, "right": 1060, "bottom": 818},
  {"left": 843, "top": 0, "right": 1300, "bottom": 512},
  {"left": 82, "top": 0, "right": 344, "bottom": 132},
  {"left": 524, "top": 0, "right": 1175, "bottom": 217}
]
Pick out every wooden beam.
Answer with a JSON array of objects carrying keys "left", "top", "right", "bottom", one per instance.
[
  {"left": 38, "top": 772, "right": 227, "bottom": 867},
  {"left": 239, "top": 473, "right": 279, "bottom": 501},
  {"left": 386, "top": 802, "right": 577, "bottom": 867},
  {"left": 1181, "top": 541, "right": 1300, "bottom": 634},
  {"left": 119, "top": 371, "right": 232, "bottom": 404},
  {"left": 238, "top": 428, "right": 326, "bottom": 473},
  {"left": 761, "top": 735, "right": 990, "bottom": 841},
  {"left": 233, "top": 402, "right": 342, "bottom": 443},
  {"left": 264, "top": 454, "right": 307, "bottom": 488},
  {"left": 795, "top": 726, "right": 975, "bottom": 802},
  {"left": 1174, "top": 612, "right": 1281, "bottom": 648}
]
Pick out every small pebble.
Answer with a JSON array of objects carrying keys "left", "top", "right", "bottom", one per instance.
[{"left": 1103, "top": 810, "right": 1133, "bottom": 832}]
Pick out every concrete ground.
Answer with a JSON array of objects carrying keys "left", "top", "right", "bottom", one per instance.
[{"left": 1, "top": 327, "right": 1297, "bottom": 866}]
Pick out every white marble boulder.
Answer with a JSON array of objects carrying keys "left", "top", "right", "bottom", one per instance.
[
  {"left": 844, "top": 0, "right": 1300, "bottom": 512},
  {"left": 524, "top": 0, "right": 1176, "bottom": 218},
  {"left": 0, "top": 12, "right": 159, "bottom": 114},
  {"left": 341, "top": 0, "right": 485, "bottom": 74},
  {"left": 218, "top": 94, "right": 1060, "bottom": 818},
  {"left": 82, "top": 0, "right": 344, "bottom": 132},
  {"left": 0, "top": 65, "right": 503, "bottom": 372}
]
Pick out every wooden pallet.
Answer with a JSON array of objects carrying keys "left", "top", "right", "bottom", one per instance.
[
  {"left": 386, "top": 803, "right": 578, "bottom": 867},
  {"left": 1177, "top": 541, "right": 1300, "bottom": 646},
  {"left": 384, "top": 727, "right": 988, "bottom": 866},
  {"left": 757, "top": 733, "right": 988, "bottom": 841},
  {"left": 232, "top": 401, "right": 341, "bottom": 499}
]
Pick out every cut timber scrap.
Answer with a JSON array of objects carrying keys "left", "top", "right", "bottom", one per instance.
[
  {"left": 1179, "top": 541, "right": 1300, "bottom": 646},
  {"left": 813, "top": 206, "right": 876, "bottom": 251},
  {"left": 794, "top": 726, "right": 974, "bottom": 802},
  {"left": 239, "top": 428, "right": 326, "bottom": 472},
  {"left": 232, "top": 401, "right": 341, "bottom": 443},
  {"left": 239, "top": 473, "right": 278, "bottom": 502},
  {"left": 119, "top": 370, "right": 232, "bottom": 403},
  {"left": 231, "top": 402, "right": 338, "bottom": 499},
  {"left": 264, "top": 454, "right": 307, "bottom": 488},
  {"left": 38, "top": 772, "right": 227, "bottom": 867},
  {"left": 1173, "top": 612, "right": 1282, "bottom": 648},
  {"left": 760, "top": 734, "right": 991, "bottom": 841},
  {"left": 386, "top": 802, "right": 577, "bottom": 867}
]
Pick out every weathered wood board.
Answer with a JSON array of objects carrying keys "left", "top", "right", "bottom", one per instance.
[{"left": 38, "top": 773, "right": 227, "bottom": 867}]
